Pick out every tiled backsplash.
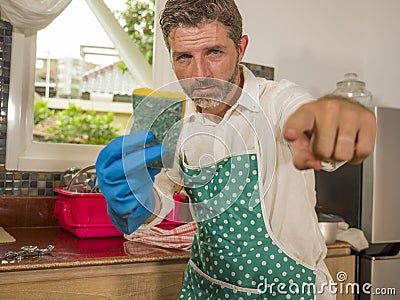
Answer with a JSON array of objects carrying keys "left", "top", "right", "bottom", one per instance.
[
  {"left": 242, "top": 62, "right": 274, "bottom": 81},
  {"left": 0, "top": 20, "right": 11, "bottom": 172},
  {"left": 0, "top": 172, "right": 61, "bottom": 196},
  {"left": 0, "top": 20, "right": 63, "bottom": 197}
]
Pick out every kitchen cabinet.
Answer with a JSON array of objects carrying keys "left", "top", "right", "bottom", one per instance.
[
  {"left": 0, "top": 228, "right": 190, "bottom": 300},
  {"left": 325, "top": 242, "right": 356, "bottom": 300},
  {"left": 0, "top": 259, "right": 188, "bottom": 300},
  {"left": 0, "top": 228, "right": 355, "bottom": 300}
]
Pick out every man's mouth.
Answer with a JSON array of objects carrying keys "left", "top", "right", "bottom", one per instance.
[{"left": 192, "top": 85, "right": 219, "bottom": 95}]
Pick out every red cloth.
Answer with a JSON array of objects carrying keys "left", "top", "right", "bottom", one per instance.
[{"left": 123, "top": 222, "right": 197, "bottom": 251}]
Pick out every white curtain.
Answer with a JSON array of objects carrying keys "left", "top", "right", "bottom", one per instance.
[{"left": 0, "top": 0, "right": 71, "bottom": 35}]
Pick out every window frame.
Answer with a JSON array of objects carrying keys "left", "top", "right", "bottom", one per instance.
[
  {"left": 6, "top": 31, "right": 103, "bottom": 172},
  {"left": 5, "top": 0, "right": 175, "bottom": 172}
]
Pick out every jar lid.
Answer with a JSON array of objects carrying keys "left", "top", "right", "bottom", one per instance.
[
  {"left": 336, "top": 72, "right": 366, "bottom": 89},
  {"left": 333, "top": 73, "right": 372, "bottom": 105}
]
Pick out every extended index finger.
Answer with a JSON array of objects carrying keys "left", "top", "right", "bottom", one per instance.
[{"left": 283, "top": 103, "right": 316, "bottom": 142}]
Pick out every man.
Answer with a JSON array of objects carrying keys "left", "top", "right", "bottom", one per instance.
[{"left": 96, "top": 0, "right": 376, "bottom": 299}]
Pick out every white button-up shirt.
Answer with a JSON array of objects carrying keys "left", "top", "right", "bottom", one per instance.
[{"left": 148, "top": 66, "right": 335, "bottom": 299}]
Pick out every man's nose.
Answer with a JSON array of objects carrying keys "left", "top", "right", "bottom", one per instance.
[{"left": 192, "top": 57, "right": 210, "bottom": 78}]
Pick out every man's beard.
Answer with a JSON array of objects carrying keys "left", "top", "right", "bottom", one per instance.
[
  {"left": 193, "top": 97, "right": 220, "bottom": 109},
  {"left": 182, "top": 62, "right": 240, "bottom": 109}
]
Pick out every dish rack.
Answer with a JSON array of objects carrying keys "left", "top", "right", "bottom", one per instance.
[
  {"left": 53, "top": 165, "right": 123, "bottom": 238},
  {"left": 54, "top": 166, "right": 189, "bottom": 238}
]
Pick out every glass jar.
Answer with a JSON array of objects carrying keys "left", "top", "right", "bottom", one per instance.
[
  {"left": 321, "top": 72, "right": 373, "bottom": 172},
  {"left": 333, "top": 73, "right": 372, "bottom": 106}
]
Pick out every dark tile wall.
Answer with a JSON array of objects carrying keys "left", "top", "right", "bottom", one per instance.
[
  {"left": 0, "top": 172, "right": 61, "bottom": 196},
  {"left": 0, "top": 20, "right": 11, "bottom": 170},
  {"left": 242, "top": 62, "right": 274, "bottom": 80},
  {"left": 0, "top": 20, "right": 63, "bottom": 198}
]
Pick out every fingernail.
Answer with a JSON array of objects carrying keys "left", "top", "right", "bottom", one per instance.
[{"left": 285, "top": 128, "right": 297, "bottom": 140}]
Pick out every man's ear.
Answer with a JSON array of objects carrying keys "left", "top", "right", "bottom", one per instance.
[{"left": 238, "top": 35, "right": 249, "bottom": 61}]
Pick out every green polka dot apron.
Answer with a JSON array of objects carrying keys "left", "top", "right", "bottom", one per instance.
[{"left": 179, "top": 153, "right": 316, "bottom": 300}]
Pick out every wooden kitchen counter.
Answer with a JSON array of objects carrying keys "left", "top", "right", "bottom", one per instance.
[
  {"left": 0, "top": 227, "right": 190, "bottom": 272},
  {"left": 0, "top": 227, "right": 354, "bottom": 299},
  {"left": 0, "top": 227, "right": 190, "bottom": 300}
]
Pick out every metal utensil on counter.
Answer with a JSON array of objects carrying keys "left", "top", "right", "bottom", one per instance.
[{"left": 2, "top": 245, "right": 54, "bottom": 263}]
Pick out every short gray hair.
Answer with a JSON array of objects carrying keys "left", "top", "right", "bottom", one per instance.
[{"left": 159, "top": 0, "right": 243, "bottom": 51}]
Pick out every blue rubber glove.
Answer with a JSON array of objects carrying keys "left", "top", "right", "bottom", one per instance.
[{"left": 95, "top": 131, "right": 166, "bottom": 234}]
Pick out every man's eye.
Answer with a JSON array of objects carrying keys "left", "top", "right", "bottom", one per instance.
[
  {"left": 209, "top": 49, "right": 222, "bottom": 55},
  {"left": 176, "top": 54, "right": 191, "bottom": 61}
]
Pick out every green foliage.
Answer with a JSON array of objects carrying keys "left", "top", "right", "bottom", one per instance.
[
  {"left": 45, "top": 103, "right": 119, "bottom": 145},
  {"left": 34, "top": 100, "right": 54, "bottom": 125},
  {"left": 118, "top": 0, "right": 155, "bottom": 65}
]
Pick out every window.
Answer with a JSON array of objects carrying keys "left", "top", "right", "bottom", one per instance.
[
  {"left": 6, "top": 0, "right": 159, "bottom": 172},
  {"left": 34, "top": 1, "right": 136, "bottom": 147}
]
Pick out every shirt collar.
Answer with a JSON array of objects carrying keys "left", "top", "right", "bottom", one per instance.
[{"left": 235, "top": 64, "right": 260, "bottom": 112}]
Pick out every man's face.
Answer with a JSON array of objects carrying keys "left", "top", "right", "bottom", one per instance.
[{"left": 168, "top": 22, "right": 248, "bottom": 109}]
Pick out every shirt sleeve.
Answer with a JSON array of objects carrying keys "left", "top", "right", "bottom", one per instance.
[
  {"left": 258, "top": 78, "right": 315, "bottom": 133},
  {"left": 259, "top": 78, "right": 343, "bottom": 172}
]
